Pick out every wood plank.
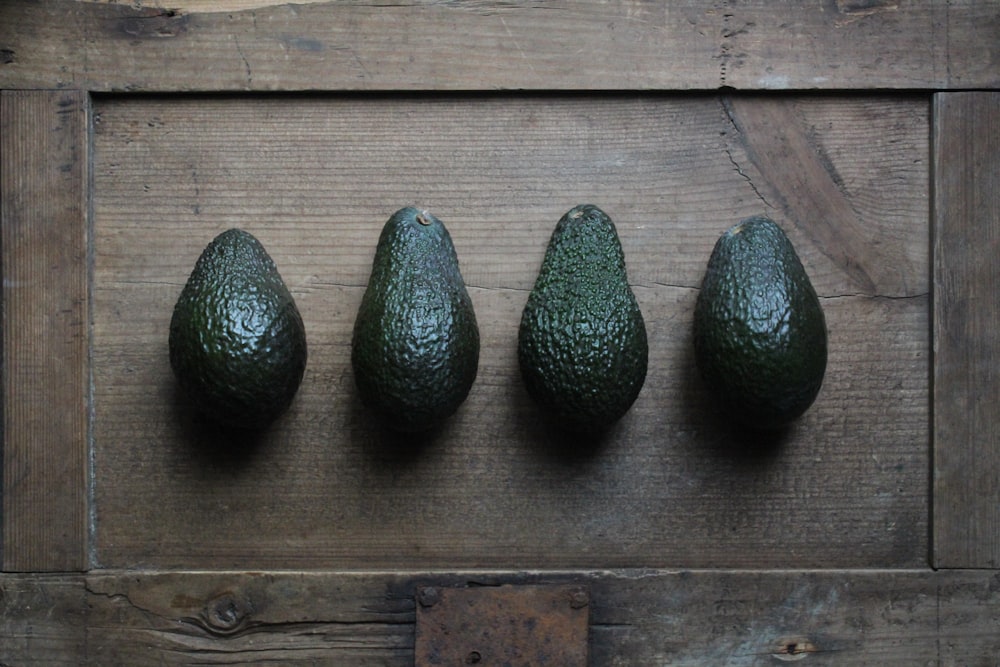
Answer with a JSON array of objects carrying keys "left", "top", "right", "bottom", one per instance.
[
  {"left": 2, "top": 569, "right": 999, "bottom": 664},
  {"left": 944, "top": 0, "right": 1000, "bottom": 89},
  {"left": 0, "top": 90, "right": 90, "bottom": 572},
  {"left": 0, "top": 575, "right": 88, "bottom": 664},
  {"left": 90, "top": 94, "right": 930, "bottom": 570},
  {"left": 933, "top": 92, "right": 1000, "bottom": 569},
  {"left": 0, "top": 1, "right": 997, "bottom": 92}
]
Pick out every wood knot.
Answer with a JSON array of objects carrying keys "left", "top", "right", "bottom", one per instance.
[
  {"left": 835, "top": 0, "right": 898, "bottom": 13},
  {"left": 200, "top": 592, "right": 253, "bottom": 636},
  {"left": 118, "top": 8, "right": 188, "bottom": 39},
  {"left": 772, "top": 636, "right": 818, "bottom": 661}
]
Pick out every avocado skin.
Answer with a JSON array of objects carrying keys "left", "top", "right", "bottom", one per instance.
[
  {"left": 518, "top": 204, "right": 648, "bottom": 432},
  {"left": 693, "top": 216, "right": 827, "bottom": 430},
  {"left": 169, "top": 229, "right": 307, "bottom": 430},
  {"left": 351, "top": 207, "right": 480, "bottom": 432}
]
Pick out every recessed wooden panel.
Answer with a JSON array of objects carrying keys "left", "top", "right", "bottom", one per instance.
[
  {"left": 1, "top": 90, "right": 89, "bottom": 572},
  {"left": 91, "top": 94, "right": 929, "bottom": 570},
  {"left": 933, "top": 92, "right": 1000, "bottom": 568}
]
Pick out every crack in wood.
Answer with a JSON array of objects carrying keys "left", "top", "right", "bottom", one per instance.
[
  {"left": 465, "top": 283, "right": 530, "bottom": 293},
  {"left": 178, "top": 615, "right": 414, "bottom": 640},
  {"left": 719, "top": 97, "right": 776, "bottom": 211},
  {"left": 724, "top": 147, "right": 776, "bottom": 210},
  {"left": 645, "top": 281, "right": 699, "bottom": 292},
  {"left": 818, "top": 291, "right": 929, "bottom": 301},
  {"left": 234, "top": 35, "right": 253, "bottom": 87},
  {"left": 83, "top": 580, "right": 159, "bottom": 618}
]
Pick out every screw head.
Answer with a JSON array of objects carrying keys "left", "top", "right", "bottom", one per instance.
[
  {"left": 568, "top": 587, "right": 589, "bottom": 609},
  {"left": 418, "top": 586, "right": 441, "bottom": 608}
]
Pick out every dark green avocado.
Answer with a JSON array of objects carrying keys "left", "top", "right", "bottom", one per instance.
[
  {"left": 693, "top": 216, "right": 827, "bottom": 430},
  {"left": 518, "top": 204, "right": 648, "bottom": 432},
  {"left": 169, "top": 228, "right": 307, "bottom": 430},
  {"left": 351, "top": 207, "right": 480, "bottom": 432}
]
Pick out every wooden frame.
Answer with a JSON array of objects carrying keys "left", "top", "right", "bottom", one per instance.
[{"left": 2, "top": 1, "right": 998, "bottom": 663}]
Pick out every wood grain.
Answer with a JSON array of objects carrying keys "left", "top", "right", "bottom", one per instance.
[
  {"left": 90, "top": 94, "right": 930, "bottom": 570},
  {"left": 0, "top": 575, "right": 88, "bottom": 664},
  {"left": 933, "top": 92, "right": 1000, "bottom": 569},
  {"left": 0, "top": 1, "right": 997, "bottom": 92},
  {"left": 722, "top": 96, "right": 928, "bottom": 297},
  {"left": 1, "top": 91, "right": 90, "bottom": 572},
  {"left": 2, "top": 569, "right": 999, "bottom": 664}
]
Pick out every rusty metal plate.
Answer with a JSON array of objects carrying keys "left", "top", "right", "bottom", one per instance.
[{"left": 415, "top": 584, "right": 589, "bottom": 666}]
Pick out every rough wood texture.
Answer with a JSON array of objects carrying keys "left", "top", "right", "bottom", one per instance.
[
  {"left": 0, "top": 0, "right": 995, "bottom": 660},
  {"left": 0, "top": 1, "right": 997, "bottom": 92},
  {"left": 0, "top": 90, "right": 89, "bottom": 572},
  {"left": 0, "top": 575, "right": 88, "bottom": 664},
  {"left": 933, "top": 92, "right": 1000, "bottom": 569},
  {"left": 90, "top": 94, "right": 930, "bottom": 570},
  {"left": 1, "top": 569, "right": 999, "bottom": 664}
]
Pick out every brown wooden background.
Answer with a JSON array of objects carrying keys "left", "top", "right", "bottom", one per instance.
[{"left": 2, "top": 1, "right": 998, "bottom": 664}]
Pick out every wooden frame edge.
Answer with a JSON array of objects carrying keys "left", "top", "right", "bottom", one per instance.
[
  {"left": 932, "top": 91, "right": 1000, "bottom": 569},
  {"left": 0, "top": 1, "right": 998, "bottom": 92},
  {"left": 1, "top": 89, "right": 90, "bottom": 572},
  {"left": 1, "top": 568, "right": 998, "bottom": 663}
]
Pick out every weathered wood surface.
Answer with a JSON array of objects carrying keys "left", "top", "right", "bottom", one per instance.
[
  {"left": 90, "top": 94, "right": 930, "bottom": 570},
  {"left": 0, "top": 90, "right": 89, "bottom": 572},
  {"left": 1, "top": 569, "right": 999, "bottom": 664},
  {"left": 933, "top": 92, "right": 1000, "bottom": 569},
  {"left": 0, "top": 0, "right": 997, "bottom": 92}
]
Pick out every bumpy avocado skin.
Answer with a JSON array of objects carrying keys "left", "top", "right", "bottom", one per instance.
[
  {"left": 351, "top": 207, "right": 480, "bottom": 432},
  {"left": 518, "top": 204, "right": 648, "bottom": 432},
  {"left": 693, "top": 216, "right": 827, "bottom": 430},
  {"left": 169, "top": 228, "right": 308, "bottom": 430}
]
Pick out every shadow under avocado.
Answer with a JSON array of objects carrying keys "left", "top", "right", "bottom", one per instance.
[
  {"left": 679, "top": 351, "right": 791, "bottom": 465},
  {"left": 705, "top": 419, "right": 792, "bottom": 464},
  {"left": 171, "top": 383, "right": 269, "bottom": 470},
  {"left": 513, "top": 374, "right": 616, "bottom": 465},
  {"left": 537, "top": 416, "right": 615, "bottom": 463},
  {"left": 366, "top": 419, "right": 440, "bottom": 467},
  {"left": 346, "top": 386, "right": 440, "bottom": 468}
]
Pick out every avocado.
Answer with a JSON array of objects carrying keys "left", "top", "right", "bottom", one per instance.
[
  {"left": 693, "top": 216, "right": 827, "bottom": 430},
  {"left": 351, "top": 207, "right": 480, "bottom": 432},
  {"left": 169, "top": 228, "right": 307, "bottom": 430},
  {"left": 518, "top": 204, "right": 648, "bottom": 432}
]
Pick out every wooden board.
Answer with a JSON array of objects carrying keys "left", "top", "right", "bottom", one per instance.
[
  {"left": 933, "top": 92, "right": 1000, "bottom": 569},
  {"left": 2, "top": 569, "right": 999, "bottom": 665},
  {"left": 0, "top": 90, "right": 89, "bottom": 572},
  {"left": 2, "top": 1, "right": 999, "bottom": 662},
  {"left": 90, "top": 94, "right": 930, "bottom": 570},
  {"left": 0, "top": 0, "right": 998, "bottom": 92}
]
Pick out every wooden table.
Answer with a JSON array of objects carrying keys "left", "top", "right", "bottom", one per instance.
[{"left": 2, "top": 1, "right": 998, "bottom": 663}]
